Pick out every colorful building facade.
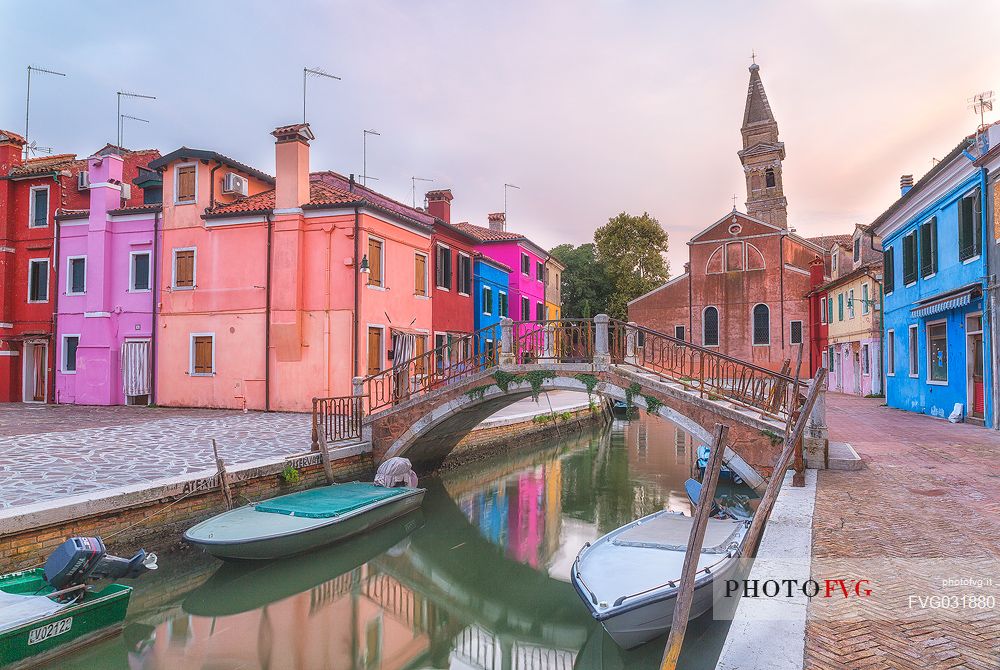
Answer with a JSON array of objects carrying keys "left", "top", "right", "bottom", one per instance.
[
  {"left": 425, "top": 189, "right": 477, "bottom": 360},
  {"left": 473, "top": 255, "right": 510, "bottom": 355},
  {"left": 872, "top": 126, "right": 995, "bottom": 426},
  {"left": 54, "top": 151, "right": 162, "bottom": 405},
  {"left": 544, "top": 256, "right": 564, "bottom": 320}
]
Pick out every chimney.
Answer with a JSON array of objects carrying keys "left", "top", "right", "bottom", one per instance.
[
  {"left": 426, "top": 189, "right": 453, "bottom": 223},
  {"left": 488, "top": 212, "right": 506, "bottom": 232},
  {"left": 900, "top": 174, "right": 914, "bottom": 196},
  {"left": 809, "top": 256, "right": 825, "bottom": 287},
  {"left": 0, "top": 130, "right": 25, "bottom": 173},
  {"left": 271, "top": 123, "right": 315, "bottom": 210}
]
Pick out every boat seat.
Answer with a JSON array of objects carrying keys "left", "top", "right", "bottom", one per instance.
[
  {"left": 255, "top": 482, "right": 409, "bottom": 519},
  {"left": 0, "top": 590, "right": 67, "bottom": 634},
  {"left": 612, "top": 513, "right": 742, "bottom": 554}
]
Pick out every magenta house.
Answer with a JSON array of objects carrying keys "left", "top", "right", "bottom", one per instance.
[
  {"left": 455, "top": 213, "right": 548, "bottom": 323},
  {"left": 54, "top": 152, "right": 162, "bottom": 406}
]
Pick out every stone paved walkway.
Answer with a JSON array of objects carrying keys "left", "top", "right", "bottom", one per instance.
[
  {"left": 806, "top": 394, "right": 1000, "bottom": 670},
  {"left": 0, "top": 405, "right": 311, "bottom": 510}
]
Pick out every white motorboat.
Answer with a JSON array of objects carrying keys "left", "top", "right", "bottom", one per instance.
[{"left": 570, "top": 509, "right": 749, "bottom": 649}]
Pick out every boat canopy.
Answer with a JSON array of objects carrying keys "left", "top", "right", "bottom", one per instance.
[
  {"left": 256, "top": 483, "right": 409, "bottom": 519},
  {"left": 612, "top": 514, "right": 743, "bottom": 554}
]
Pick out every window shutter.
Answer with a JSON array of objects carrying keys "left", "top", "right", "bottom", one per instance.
[
  {"left": 367, "top": 239, "right": 382, "bottom": 287},
  {"left": 902, "top": 233, "right": 916, "bottom": 285},
  {"left": 884, "top": 247, "right": 894, "bottom": 293},
  {"left": 193, "top": 336, "right": 213, "bottom": 374},
  {"left": 367, "top": 328, "right": 382, "bottom": 375},
  {"left": 415, "top": 255, "right": 426, "bottom": 296},
  {"left": 174, "top": 250, "right": 194, "bottom": 287},
  {"left": 33, "top": 189, "right": 48, "bottom": 226},
  {"left": 177, "top": 166, "right": 196, "bottom": 201}
]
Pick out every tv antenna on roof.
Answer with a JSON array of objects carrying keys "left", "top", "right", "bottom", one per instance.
[
  {"left": 411, "top": 176, "right": 433, "bottom": 208},
  {"left": 969, "top": 90, "right": 994, "bottom": 132},
  {"left": 25, "top": 141, "right": 52, "bottom": 157},
  {"left": 303, "top": 67, "right": 341, "bottom": 124},
  {"left": 117, "top": 90, "right": 155, "bottom": 147},
  {"left": 504, "top": 183, "right": 520, "bottom": 219},
  {"left": 24, "top": 65, "right": 67, "bottom": 160},
  {"left": 363, "top": 129, "right": 380, "bottom": 187},
  {"left": 119, "top": 115, "right": 149, "bottom": 149}
]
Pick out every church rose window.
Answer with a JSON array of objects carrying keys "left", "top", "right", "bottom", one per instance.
[
  {"left": 752, "top": 304, "right": 770, "bottom": 345},
  {"left": 703, "top": 307, "right": 719, "bottom": 346}
]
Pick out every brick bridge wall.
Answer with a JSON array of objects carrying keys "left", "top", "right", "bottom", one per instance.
[{"left": 366, "top": 364, "right": 786, "bottom": 483}]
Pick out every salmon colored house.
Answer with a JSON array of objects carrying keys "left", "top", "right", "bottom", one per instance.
[{"left": 152, "top": 124, "right": 433, "bottom": 411}]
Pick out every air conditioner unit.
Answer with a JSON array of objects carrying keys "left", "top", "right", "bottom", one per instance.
[
  {"left": 77, "top": 171, "right": 89, "bottom": 190},
  {"left": 120, "top": 183, "right": 132, "bottom": 200},
  {"left": 222, "top": 172, "right": 248, "bottom": 196}
]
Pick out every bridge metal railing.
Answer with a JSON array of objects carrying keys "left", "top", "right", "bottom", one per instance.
[
  {"left": 311, "top": 394, "right": 363, "bottom": 449},
  {"left": 511, "top": 319, "right": 595, "bottom": 363}
]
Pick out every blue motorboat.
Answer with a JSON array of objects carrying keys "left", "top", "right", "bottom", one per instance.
[{"left": 696, "top": 444, "right": 743, "bottom": 485}]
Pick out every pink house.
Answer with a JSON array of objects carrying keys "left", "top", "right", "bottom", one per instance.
[{"left": 54, "top": 149, "right": 162, "bottom": 405}]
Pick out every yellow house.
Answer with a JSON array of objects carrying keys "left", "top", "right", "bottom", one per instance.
[{"left": 544, "top": 256, "right": 564, "bottom": 319}]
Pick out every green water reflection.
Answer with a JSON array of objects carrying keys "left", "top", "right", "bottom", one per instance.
[{"left": 48, "top": 412, "right": 747, "bottom": 670}]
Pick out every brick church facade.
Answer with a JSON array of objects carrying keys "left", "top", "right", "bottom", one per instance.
[{"left": 629, "top": 64, "right": 837, "bottom": 373}]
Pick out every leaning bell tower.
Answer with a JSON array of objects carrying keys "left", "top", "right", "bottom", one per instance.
[{"left": 738, "top": 63, "right": 788, "bottom": 229}]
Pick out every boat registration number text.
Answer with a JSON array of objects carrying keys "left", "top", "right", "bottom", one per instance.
[{"left": 28, "top": 617, "right": 73, "bottom": 645}]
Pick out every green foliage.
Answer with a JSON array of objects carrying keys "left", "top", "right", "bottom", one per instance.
[
  {"left": 492, "top": 371, "right": 519, "bottom": 393},
  {"left": 560, "top": 411, "right": 573, "bottom": 421},
  {"left": 625, "top": 382, "right": 642, "bottom": 408},
  {"left": 281, "top": 464, "right": 301, "bottom": 484},
  {"left": 574, "top": 373, "right": 599, "bottom": 399},
  {"left": 465, "top": 385, "right": 492, "bottom": 402},
  {"left": 762, "top": 429, "right": 784, "bottom": 446},
  {"left": 549, "top": 243, "right": 611, "bottom": 319},
  {"left": 594, "top": 212, "right": 670, "bottom": 319},
  {"left": 521, "top": 370, "right": 556, "bottom": 400},
  {"left": 642, "top": 394, "right": 663, "bottom": 414}
]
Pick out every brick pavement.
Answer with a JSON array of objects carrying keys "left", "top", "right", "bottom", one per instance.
[
  {"left": 806, "top": 393, "right": 1000, "bottom": 670},
  {"left": 0, "top": 404, "right": 311, "bottom": 509}
]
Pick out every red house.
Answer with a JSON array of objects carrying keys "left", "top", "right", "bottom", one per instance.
[
  {"left": 806, "top": 257, "right": 829, "bottom": 377},
  {"left": 0, "top": 131, "right": 154, "bottom": 403},
  {"left": 425, "top": 189, "right": 477, "bottom": 361}
]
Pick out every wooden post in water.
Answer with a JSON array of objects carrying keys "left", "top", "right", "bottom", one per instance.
[
  {"left": 659, "top": 422, "right": 730, "bottom": 670},
  {"left": 318, "top": 437, "right": 335, "bottom": 484},
  {"left": 211, "top": 439, "right": 234, "bottom": 510},
  {"left": 789, "top": 344, "right": 805, "bottom": 487},
  {"left": 741, "top": 367, "right": 827, "bottom": 558}
]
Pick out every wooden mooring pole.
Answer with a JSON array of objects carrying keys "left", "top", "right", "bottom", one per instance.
[
  {"left": 659, "top": 422, "right": 730, "bottom": 670},
  {"left": 211, "top": 439, "right": 234, "bottom": 510}
]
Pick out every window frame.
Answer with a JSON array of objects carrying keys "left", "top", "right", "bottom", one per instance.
[
  {"left": 536, "top": 260, "right": 544, "bottom": 283},
  {"left": 820, "top": 297, "right": 827, "bottom": 324},
  {"left": 171, "top": 247, "right": 197, "bottom": 290},
  {"left": 521, "top": 253, "right": 531, "bottom": 276},
  {"left": 27, "top": 258, "right": 50, "bottom": 303},
  {"left": 902, "top": 231, "right": 917, "bottom": 287},
  {"left": 958, "top": 187, "right": 982, "bottom": 263},
  {"left": 367, "top": 325, "right": 386, "bottom": 376},
  {"left": 61, "top": 334, "right": 80, "bottom": 374},
  {"left": 367, "top": 236, "right": 385, "bottom": 289},
  {"left": 498, "top": 291, "right": 508, "bottom": 318},
  {"left": 520, "top": 296, "right": 530, "bottom": 320},
  {"left": 790, "top": 320, "right": 803, "bottom": 345},
  {"left": 861, "top": 282, "right": 870, "bottom": 315},
  {"left": 434, "top": 243, "right": 451, "bottom": 291},
  {"left": 29, "top": 185, "right": 50, "bottom": 228},
  {"left": 918, "top": 216, "right": 937, "bottom": 279},
  {"left": 414, "top": 252, "right": 428, "bottom": 297},
  {"left": 861, "top": 343, "right": 870, "bottom": 376},
  {"left": 702, "top": 305, "right": 720, "bottom": 347},
  {"left": 173, "top": 163, "right": 198, "bottom": 205},
  {"left": 65, "top": 255, "right": 87, "bottom": 296},
  {"left": 535, "top": 301, "right": 545, "bottom": 322},
  {"left": 189, "top": 332, "right": 215, "bottom": 376},
  {"left": 674, "top": 325, "right": 685, "bottom": 341},
  {"left": 908, "top": 324, "right": 919, "bottom": 378},
  {"left": 925, "top": 319, "right": 948, "bottom": 385},
  {"left": 886, "top": 329, "right": 895, "bottom": 376},
  {"left": 751, "top": 303, "right": 770, "bottom": 346},
  {"left": 457, "top": 252, "right": 472, "bottom": 296},
  {"left": 482, "top": 285, "right": 493, "bottom": 315},
  {"left": 883, "top": 246, "right": 895, "bottom": 295},
  {"left": 129, "top": 250, "right": 152, "bottom": 293},
  {"left": 853, "top": 237, "right": 860, "bottom": 263}
]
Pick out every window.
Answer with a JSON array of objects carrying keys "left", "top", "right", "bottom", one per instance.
[
  {"left": 175, "top": 165, "right": 196, "bottom": 203},
  {"left": 927, "top": 321, "right": 947, "bottom": 383},
  {"left": 765, "top": 168, "right": 776, "bottom": 188},
  {"left": 702, "top": 306, "right": 719, "bottom": 346},
  {"left": 62, "top": 335, "right": 79, "bottom": 373},
  {"left": 902, "top": 231, "right": 917, "bottom": 285},
  {"left": 172, "top": 248, "right": 195, "bottom": 289},
  {"left": 827, "top": 297, "right": 833, "bottom": 323},
  {"left": 828, "top": 345, "right": 835, "bottom": 372},
  {"left": 861, "top": 283, "right": 870, "bottom": 315},
  {"left": 958, "top": 188, "right": 981, "bottom": 261},
  {"left": 883, "top": 247, "right": 894, "bottom": 294},
  {"left": 536, "top": 261, "right": 544, "bottom": 282},
  {"left": 790, "top": 320, "right": 803, "bottom": 345},
  {"left": 821, "top": 349, "right": 828, "bottom": 369},
  {"left": 368, "top": 237, "right": 384, "bottom": 287},
  {"left": 29, "top": 186, "right": 49, "bottom": 227},
  {"left": 458, "top": 253, "right": 472, "bottom": 295},
  {"left": 746, "top": 243, "right": 765, "bottom": 270},
  {"left": 832, "top": 250, "right": 839, "bottom": 277},
  {"left": 367, "top": 327, "right": 384, "bottom": 376},
  {"left": 536, "top": 302, "right": 545, "bottom": 322},
  {"left": 520, "top": 296, "right": 530, "bottom": 319},
  {"left": 853, "top": 237, "right": 860, "bottom": 263},
  {"left": 482, "top": 285, "right": 493, "bottom": 315},
  {"left": 435, "top": 244, "right": 451, "bottom": 290},
  {"left": 414, "top": 335, "right": 427, "bottom": 376},
  {"left": 752, "top": 304, "right": 770, "bottom": 345},
  {"left": 674, "top": 325, "right": 685, "bottom": 340},
  {"left": 820, "top": 297, "right": 827, "bottom": 324},
  {"left": 28, "top": 258, "right": 49, "bottom": 302},
  {"left": 861, "top": 344, "right": 870, "bottom": 376},
  {"left": 190, "top": 334, "right": 214, "bottom": 375},
  {"left": 498, "top": 291, "right": 508, "bottom": 318},
  {"left": 848, "top": 289, "right": 855, "bottom": 319},
  {"left": 919, "top": 217, "right": 937, "bottom": 278},
  {"left": 414, "top": 253, "right": 427, "bottom": 296},
  {"left": 130, "top": 251, "right": 151, "bottom": 292},
  {"left": 908, "top": 324, "right": 919, "bottom": 377},
  {"left": 837, "top": 293, "right": 844, "bottom": 321},
  {"left": 521, "top": 253, "right": 530, "bottom": 275},
  {"left": 886, "top": 330, "right": 895, "bottom": 376},
  {"left": 66, "top": 256, "right": 86, "bottom": 295}
]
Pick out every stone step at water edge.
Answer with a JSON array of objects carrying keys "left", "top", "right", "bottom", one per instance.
[{"left": 828, "top": 441, "right": 863, "bottom": 471}]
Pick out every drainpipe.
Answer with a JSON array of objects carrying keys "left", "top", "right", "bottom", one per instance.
[
  {"left": 978, "top": 166, "right": 993, "bottom": 428},
  {"left": 208, "top": 161, "right": 223, "bottom": 211},
  {"left": 150, "top": 209, "right": 160, "bottom": 405},
  {"left": 51, "top": 209, "right": 60, "bottom": 404},
  {"left": 867, "top": 231, "right": 886, "bottom": 396},
  {"left": 779, "top": 232, "right": 786, "bottom": 352},
  {"left": 265, "top": 211, "right": 273, "bottom": 412},
  {"left": 351, "top": 174, "right": 360, "bottom": 378}
]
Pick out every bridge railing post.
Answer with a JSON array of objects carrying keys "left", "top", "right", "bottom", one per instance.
[
  {"left": 593, "top": 314, "right": 610, "bottom": 369},
  {"left": 802, "top": 377, "right": 829, "bottom": 469},
  {"left": 543, "top": 323, "right": 555, "bottom": 360},
  {"left": 625, "top": 321, "right": 639, "bottom": 365},
  {"left": 499, "top": 318, "right": 515, "bottom": 368}
]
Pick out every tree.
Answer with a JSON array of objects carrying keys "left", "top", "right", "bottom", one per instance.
[
  {"left": 549, "top": 243, "right": 611, "bottom": 318},
  {"left": 594, "top": 212, "right": 670, "bottom": 319}
]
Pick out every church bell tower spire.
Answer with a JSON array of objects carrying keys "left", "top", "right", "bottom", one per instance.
[{"left": 738, "top": 62, "right": 788, "bottom": 228}]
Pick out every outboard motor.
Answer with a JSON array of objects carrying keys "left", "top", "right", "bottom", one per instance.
[
  {"left": 374, "top": 457, "right": 418, "bottom": 488},
  {"left": 43, "top": 537, "right": 158, "bottom": 591}
]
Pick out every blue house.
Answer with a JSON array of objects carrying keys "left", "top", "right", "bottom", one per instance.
[
  {"left": 474, "top": 255, "right": 511, "bottom": 357},
  {"left": 871, "top": 126, "right": 995, "bottom": 426}
]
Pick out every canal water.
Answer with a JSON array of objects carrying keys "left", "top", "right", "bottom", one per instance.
[{"left": 48, "top": 409, "right": 752, "bottom": 670}]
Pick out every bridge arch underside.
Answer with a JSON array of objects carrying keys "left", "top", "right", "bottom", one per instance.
[{"left": 371, "top": 368, "right": 778, "bottom": 487}]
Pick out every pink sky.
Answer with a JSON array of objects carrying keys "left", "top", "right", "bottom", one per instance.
[{"left": 3, "top": 1, "right": 999, "bottom": 273}]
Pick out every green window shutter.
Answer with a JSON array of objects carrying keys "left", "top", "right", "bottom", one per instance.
[
  {"left": 884, "top": 247, "right": 894, "bottom": 293},
  {"left": 838, "top": 293, "right": 844, "bottom": 321}
]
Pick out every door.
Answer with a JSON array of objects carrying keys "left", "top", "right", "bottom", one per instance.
[
  {"left": 122, "top": 339, "right": 151, "bottom": 405},
  {"left": 967, "top": 314, "right": 985, "bottom": 421},
  {"left": 23, "top": 341, "right": 47, "bottom": 402}
]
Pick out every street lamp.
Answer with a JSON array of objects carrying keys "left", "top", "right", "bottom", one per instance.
[{"left": 359, "top": 255, "right": 371, "bottom": 274}]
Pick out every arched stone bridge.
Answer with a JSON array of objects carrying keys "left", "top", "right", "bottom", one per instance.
[{"left": 312, "top": 316, "right": 825, "bottom": 492}]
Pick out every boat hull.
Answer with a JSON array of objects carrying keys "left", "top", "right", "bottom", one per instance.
[
  {"left": 0, "top": 569, "right": 131, "bottom": 670},
  {"left": 186, "top": 487, "right": 425, "bottom": 560}
]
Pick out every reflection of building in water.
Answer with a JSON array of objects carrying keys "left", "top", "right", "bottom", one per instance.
[
  {"left": 141, "top": 564, "right": 448, "bottom": 670},
  {"left": 622, "top": 417, "right": 695, "bottom": 515},
  {"left": 451, "top": 623, "right": 577, "bottom": 670}
]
